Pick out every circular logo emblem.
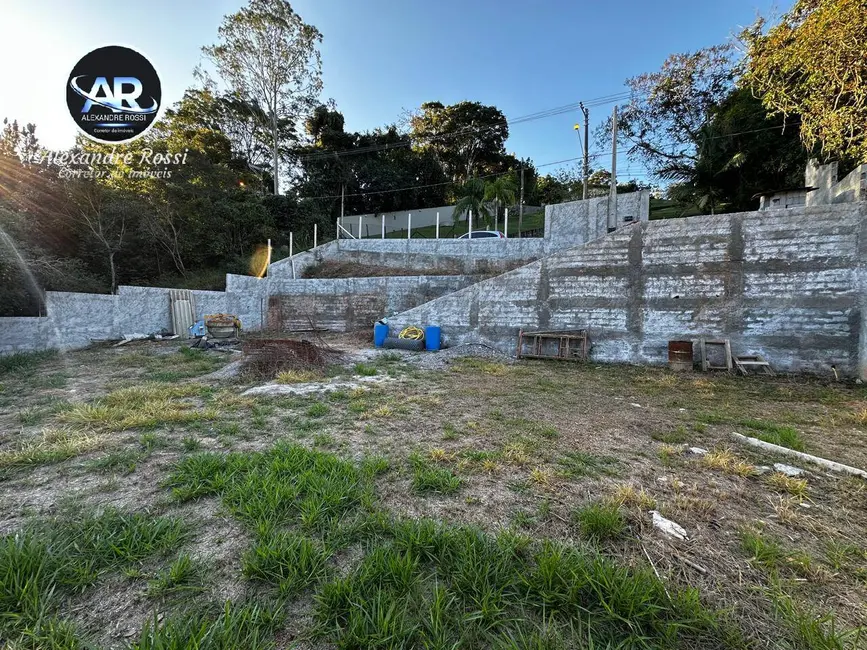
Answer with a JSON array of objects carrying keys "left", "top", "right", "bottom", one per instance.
[{"left": 66, "top": 46, "right": 161, "bottom": 143}]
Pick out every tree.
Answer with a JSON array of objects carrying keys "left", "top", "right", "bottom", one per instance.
[
  {"left": 452, "top": 178, "right": 489, "bottom": 228},
  {"left": 742, "top": 0, "right": 867, "bottom": 163},
  {"left": 483, "top": 175, "right": 516, "bottom": 228},
  {"left": 598, "top": 45, "right": 737, "bottom": 180},
  {"left": 203, "top": 0, "right": 323, "bottom": 194},
  {"left": 409, "top": 102, "right": 509, "bottom": 184},
  {"left": 666, "top": 88, "right": 808, "bottom": 213}
]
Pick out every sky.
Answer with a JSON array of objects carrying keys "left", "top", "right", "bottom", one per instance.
[{"left": 0, "top": 0, "right": 779, "bottom": 181}]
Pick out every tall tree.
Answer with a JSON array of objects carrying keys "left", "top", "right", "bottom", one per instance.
[
  {"left": 742, "top": 0, "right": 867, "bottom": 163},
  {"left": 409, "top": 102, "right": 509, "bottom": 184},
  {"left": 598, "top": 45, "right": 737, "bottom": 180},
  {"left": 203, "top": 0, "right": 323, "bottom": 194}
]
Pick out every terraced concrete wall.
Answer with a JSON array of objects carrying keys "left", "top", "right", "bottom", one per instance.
[{"left": 387, "top": 204, "right": 867, "bottom": 377}]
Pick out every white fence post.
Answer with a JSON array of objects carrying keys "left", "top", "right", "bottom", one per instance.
[
  {"left": 358, "top": 215, "right": 363, "bottom": 240},
  {"left": 468, "top": 209, "right": 473, "bottom": 239},
  {"left": 335, "top": 218, "right": 340, "bottom": 248},
  {"left": 436, "top": 212, "right": 440, "bottom": 239},
  {"left": 289, "top": 232, "right": 296, "bottom": 279},
  {"left": 504, "top": 208, "right": 509, "bottom": 239},
  {"left": 407, "top": 213, "right": 412, "bottom": 239},
  {"left": 381, "top": 214, "right": 385, "bottom": 239},
  {"left": 313, "top": 223, "right": 318, "bottom": 249}
]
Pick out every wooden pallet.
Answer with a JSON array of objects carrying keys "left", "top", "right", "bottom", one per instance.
[
  {"left": 699, "top": 338, "right": 732, "bottom": 372},
  {"left": 734, "top": 355, "right": 775, "bottom": 376},
  {"left": 517, "top": 329, "right": 589, "bottom": 361}
]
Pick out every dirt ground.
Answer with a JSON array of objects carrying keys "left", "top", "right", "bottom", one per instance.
[{"left": 0, "top": 334, "right": 865, "bottom": 649}]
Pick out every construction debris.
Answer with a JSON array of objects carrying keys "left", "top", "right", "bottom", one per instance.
[
  {"left": 517, "top": 329, "right": 589, "bottom": 362},
  {"left": 650, "top": 511, "right": 688, "bottom": 541},
  {"left": 240, "top": 337, "right": 342, "bottom": 380},
  {"left": 731, "top": 431, "right": 867, "bottom": 479}
]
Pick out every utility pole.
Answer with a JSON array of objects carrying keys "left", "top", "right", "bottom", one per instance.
[
  {"left": 518, "top": 160, "right": 525, "bottom": 238},
  {"left": 607, "top": 106, "right": 618, "bottom": 233},
  {"left": 579, "top": 102, "right": 590, "bottom": 200}
]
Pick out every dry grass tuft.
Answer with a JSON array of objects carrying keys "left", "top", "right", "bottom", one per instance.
[
  {"left": 529, "top": 466, "right": 553, "bottom": 486},
  {"left": 768, "top": 495, "right": 800, "bottom": 524},
  {"left": 276, "top": 370, "right": 321, "bottom": 384},
  {"left": 0, "top": 427, "right": 103, "bottom": 468},
  {"left": 428, "top": 448, "right": 454, "bottom": 463},
  {"left": 610, "top": 483, "right": 657, "bottom": 510},
  {"left": 767, "top": 472, "right": 809, "bottom": 498},
  {"left": 701, "top": 449, "right": 755, "bottom": 477},
  {"left": 672, "top": 494, "right": 716, "bottom": 519}
]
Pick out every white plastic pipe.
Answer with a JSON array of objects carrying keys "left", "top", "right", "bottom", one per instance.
[
  {"left": 436, "top": 212, "right": 440, "bottom": 239},
  {"left": 313, "top": 223, "right": 318, "bottom": 249},
  {"left": 381, "top": 214, "right": 385, "bottom": 239},
  {"left": 504, "top": 208, "right": 509, "bottom": 239},
  {"left": 468, "top": 209, "right": 473, "bottom": 239},
  {"left": 407, "top": 213, "right": 412, "bottom": 239},
  {"left": 358, "top": 215, "right": 363, "bottom": 240}
]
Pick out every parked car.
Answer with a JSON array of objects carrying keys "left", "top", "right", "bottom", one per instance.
[{"left": 458, "top": 230, "right": 505, "bottom": 239}]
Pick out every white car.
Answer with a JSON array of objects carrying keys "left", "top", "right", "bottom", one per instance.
[{"left": 458, "top": 230, "right": 505, "bottom": 239}]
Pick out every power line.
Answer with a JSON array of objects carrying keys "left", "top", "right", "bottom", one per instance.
[{"left": 296, "top": 92, "right": 632, "bottom": 163}]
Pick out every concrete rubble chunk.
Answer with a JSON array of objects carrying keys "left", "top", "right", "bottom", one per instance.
[
  {"left": 688, "top": 447, "right": 708, "bottom": 455},
  {"left": 753, "top": 465, "right": 773, "bottom": 475},
  {"left": 650, "top": 510, "right": 688, "bottom": 541},
  {"left": 773, "top": 463, "right": 805, "bottom": 477}
]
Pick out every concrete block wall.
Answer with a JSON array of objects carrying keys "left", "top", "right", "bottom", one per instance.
[
  {"left": 387, "top": 204, "right": 867, "bottom": 377},
  {"left": 266, "top": 275, "right": 475, "bottom": 331},
  {"left": 267, "top": 191, "right": 651, "bottom": 277}
]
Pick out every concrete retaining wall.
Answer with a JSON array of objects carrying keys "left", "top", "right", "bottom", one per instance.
[
  {"left": 266, "top": 275, "right": 475, "bottom": 331},
  {"left": 387, "top": 204, "right": 867, "bottom": 377}
]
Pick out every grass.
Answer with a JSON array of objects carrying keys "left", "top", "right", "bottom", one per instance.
[
  {"left": 739, "top": 419, "right": 806, "bottom": 452},
  {"left": 739, "top": 528, "right": 814, "bottom": 577},
  {"left": 243, "top": 531, "right": 332, "bottom": 595},
  {"left": 767, "top": 472, "right": 809, "bottom": 498},
  {"left": 314, "top": 520, "right": 729, "bottom": 649},
  {"left": 307, "top": 402, "right": 330, "bottom": 418},
  {"left": 88, "top": 448, "right": 145, "bottom": 474},
  {"left": 147, "top": 553, "right": 205, "bottom": 598},
  {"left": 0, "top": 507, "right": 186, "bottom": 647},
  {"left": 573, "top": 502, "right": 626, "bottom": 542},
  {"left": 59, "top": 383, "right": 216, "bottom": 431},
  {"left": 353, "top": 362, "right": 378, "bottom": 377},
  {"left": 276, "top": 369, "right": 321, "bottom": 384},
  {"left": 611, "top": 484, "right": 657, "bottom": 510},
  {"left": 131, "top": 601, "right": 283, "bottom": 650},
  {"left": 701, "top": 449, "right": 756, "bottom": 477},
  {"left": 0, "top": 427, "right": 102, "bottom": 469},
  {"left": 652, "top": 425, "right": 691, "bottom": 444},
  {"left": 0, "top": 349, "right": 58, "bottom": 376},
  {"left": 411, "top": 463, "right": 463, "bottom": 495},
  {"left": 557, "top": 451, "right": 619, "bottom": 479}
]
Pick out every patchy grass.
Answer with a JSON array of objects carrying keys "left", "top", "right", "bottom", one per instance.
[
  {"left": 557, "top": 451, "right": 619, "bottom": 479},
  {"left": 0, "top": 349, "right": 58, "bottom": 376},
  {"left": 0, "top": 427, "right": 103, "bottom": 469},
  {"left": 739, "top": 419, "right": 806, "bottom": 452},
  {"left": 701, "top": 449, "right": 756, "bottom": 477},
  {"left": 767, "top": 472, "right": 809, "bottom": 499},
  {"left": 146, "top": 553, "right": 205, "bottom": 599},
  {"left": 353, "top": 362, "right": 378, "bottom": 377},
  {"left": 0, "top": 507, "right": 186, "bottom": 647},
  {"left": 611, "top": 483, "right": 657, "bottom": 510},
  {"left": 652, "top": 425, "right": 691, "bottom": 444},
  {"left": 409, "top": 453, "right": 463, "bottom": 495},
  {"left": 573, "top": 502, "right": 626, "bottom": 542}
]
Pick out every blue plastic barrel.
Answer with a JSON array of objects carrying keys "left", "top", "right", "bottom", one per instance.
[
  {"left": 425, "top": 325, "right": 441, "bottom": 351},
  {"left": 374, "top": 323, "right": 389, "bottom": 348}
]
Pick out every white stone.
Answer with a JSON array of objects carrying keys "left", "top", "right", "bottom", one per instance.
[
  {"left": 650, "top": 510, "right": 688, "bottom": 541},
  {"left": 688, "top": 447, "right": 708, "bottom": 455},
  {"left": 773, "top": 463, "right": 805, "bottom": 477}
]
